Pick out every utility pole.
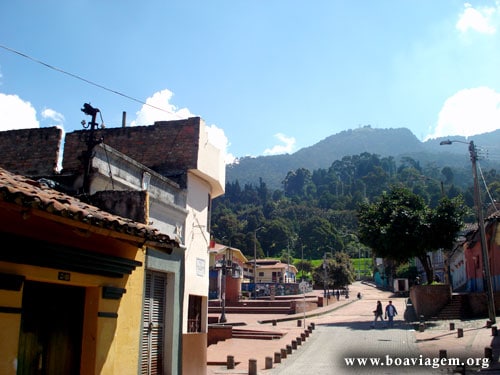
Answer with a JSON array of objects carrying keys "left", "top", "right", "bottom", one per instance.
[
  {"left": 81, "top": 103, "right": 102, "bottom": 195},
  {"left": 253, "top": 227, "right": 264, "bottom": 299},
  {"left": 469, "top": 141, "right": 496, "bottom": 324},
  {"left": 440, "top": 139, "right": 496, "bottom": 324}
]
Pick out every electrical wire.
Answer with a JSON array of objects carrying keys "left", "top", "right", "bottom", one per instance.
[
  {"left": 477, "top": 160, "right": 499, "bottom": 213},
  {"left": 0, "top": 43, "right": 181, "bottom": 118}
]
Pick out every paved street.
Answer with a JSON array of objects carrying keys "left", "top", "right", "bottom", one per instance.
[
  {"left": 263, "top": 322, "right": 442, "bottom": 374},
  {"left": 208, "top": 282, "right": 498, "bottom": 374},
  {"left": 262, "top": 286, "right": 442, "bottom": 375}
]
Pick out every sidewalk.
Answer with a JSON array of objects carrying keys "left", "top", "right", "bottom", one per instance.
[
  {"left": 207, "top": 289, "right": 355, "bottom": 374},
  {"left": 207, "top": 282, "right": 500, "bottom": 374}
]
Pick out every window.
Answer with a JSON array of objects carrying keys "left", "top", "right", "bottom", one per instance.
[{"left": 187, "top": 295, "right": 202, "bottom": 333}]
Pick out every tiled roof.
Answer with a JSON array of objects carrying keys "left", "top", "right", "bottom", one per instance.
[{"left": 0, "top": 167, "right": 178, "bottom": 250}]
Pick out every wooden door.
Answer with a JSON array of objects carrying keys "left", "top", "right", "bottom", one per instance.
[{"left": 17, "top": 281, "right": 85, "bottom": 375}]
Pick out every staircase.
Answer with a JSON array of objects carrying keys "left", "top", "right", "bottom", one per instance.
[
  {"left": 231, "top": 328, "right": 284, "bottom": 340},
  {"left": 434, "top": 293, "right": 469, "bottom": 320}
]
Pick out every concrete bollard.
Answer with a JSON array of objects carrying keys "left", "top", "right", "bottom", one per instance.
[
  {"left": 265, "top": 356, "right": 273, "bottom": 369},
  {"left": 274, "top": 352, "right": 281, "bottom": 363},
  {"left": 272, "top": 319, "right": 277, "bottom": 326},
  {"left": 419, "top": 323, "right": 425, "bottom": 332},
  {"left": 281, "top": 348, "right": 287, "bottom": 359},
  {"left": 301, "top": 333, "right": 306, "bottom": 342},
  {"left": 311, "top": 322, "right": 315, "bottom": 330},
  {"left": 249, "top": 359, "right": 257, "bottom": 375},
  {"left": 485, "top": 346, "right": 493, "bottom": 361},
  {"left": 305, "top": 330, "right": 310, "bottom": 337},
  {"left": 297, "top": 337, "right": 302, "bottom": 345},
  {"left": 449, "top": 322, "right": 455, "bottom": 330},
  {"left": 287, "top": 344, "right": 292, "bottom": 354},
  {"left": 227, "top": 355, "right": 235, "bottom": 369},
  {"left": 439, "top": 350, "right": 447, "bottom": 359},
  {"left": 292, "top": 340, "right": 297, "bottom": 350},
  {"left": 457, "top": 328, "right": 464, "bottom": 338},
  {"left": 297, "top": 319, "right": 302, "bottom": 327},
  {"left": 492, "top": 326, "right": 498, "bottom": 336}
]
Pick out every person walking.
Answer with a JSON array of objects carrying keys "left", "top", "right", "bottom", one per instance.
[
  {"left": 385, "top": 300, "right": 398, "bottom": 328},
  {"left": 370, "top": 300, "right": 384, "bottom": 328}
]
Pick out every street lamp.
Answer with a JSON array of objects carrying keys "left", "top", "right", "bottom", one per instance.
[
  {"left": 219, "top": 254, "right": 227, "bottom": 323},
  {"left": 440, "top": 139, "right": 496, "bottom": 324},
  {"left": 323, "top": 252, "right": 328, "bottom": 300},
  {"left": 253, "top": 227, "right": 264, "bottom": 299}
]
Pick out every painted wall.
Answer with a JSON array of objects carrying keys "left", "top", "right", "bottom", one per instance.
[
  {"left": 0, "top": 246, "right": 144, "bottom": 375},
  {"left": 0, "top": 288, "right": 22, "bottom": 375}
]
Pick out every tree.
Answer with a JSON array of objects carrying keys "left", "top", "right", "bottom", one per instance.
[
  {"left": 312, "top": 252, "right": 355, "bottom": 290},
  {"left": 357, "top": 185, "right": 466, "bottom": 283}
]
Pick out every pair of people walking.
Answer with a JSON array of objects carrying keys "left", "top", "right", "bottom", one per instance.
[{"left": 370, "top": 300, "right": 398, "bottom": 328}]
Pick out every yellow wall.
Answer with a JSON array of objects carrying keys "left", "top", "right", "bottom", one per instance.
[
  {"left": 94, "top": 249, "right": 145, "bottom": 375},
  {"left": 0, "top": 245, "right": 146, "bottom": 375},
  {"left": 0, "top": 289, "right": 22, "bottom": 375}
]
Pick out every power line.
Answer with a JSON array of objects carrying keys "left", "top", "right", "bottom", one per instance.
[
  {"left": 0, "top": 43, "right": 181, "bottom": 118},
  {"left": 477, "top": 160, "right": 499, "bottom": 213}
]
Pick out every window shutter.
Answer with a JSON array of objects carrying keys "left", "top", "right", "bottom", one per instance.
[{"left": 140, "top": 271, "right": 166, "bottom": 375}]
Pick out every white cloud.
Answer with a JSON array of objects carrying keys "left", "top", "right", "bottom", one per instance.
[
  {"left": 131, "top": 89, "right": 193, "bottom": 125},
  {"left": 425, "top": 87, "right": 500, "bottom": 140},
  {"left": 206, "top": 124, "right": 235, "bottom": 164},
  {"left": 456, "top": 2, "right": 497, "bottom": 34},
  {"left": 263, "top": 133, "right": 296, "bottom": 156},
  {"left": 41, "top": 108, "right": 65, "bottom": 127},
  {"left": 0, "top": 93, "right": 39, "bottom": 130}
]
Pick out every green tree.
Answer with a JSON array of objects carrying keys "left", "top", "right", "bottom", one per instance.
[
  {"left": 312, "top": 252, "right": 355, "bottom": 290},
  {"left": 357, "top": 185, "right": 466, "bottom": 283}
]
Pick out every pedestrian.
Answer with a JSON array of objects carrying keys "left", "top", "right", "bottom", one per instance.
[
  {"left": 357, "top": 292, "right": 362, "bottom": 299},
  {"left": 370, "top": 300, "right": 384, "bottom": 328},
  {"left": 335, "top": 290, "right": 340, "bottom": 300},
  {"left": 385, "top": 300, "right": 398, "bottom": 327}
]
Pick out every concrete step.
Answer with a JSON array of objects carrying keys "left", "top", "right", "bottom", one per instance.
[{"left": 208, "top": 306, "right": 293, "bottom": 314}]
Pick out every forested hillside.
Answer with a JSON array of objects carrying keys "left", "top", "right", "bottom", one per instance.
[{"left": 212, "top": 149, "right": 500, "bottom": 265}]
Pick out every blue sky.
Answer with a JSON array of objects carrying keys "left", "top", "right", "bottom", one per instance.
[{"left": 1, "top": 1, "right": 500, "bottom": 165}]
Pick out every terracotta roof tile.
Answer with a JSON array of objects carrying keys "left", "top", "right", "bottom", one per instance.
[{"left": 0, "top": 167, "right": 178, "bottom": 249}]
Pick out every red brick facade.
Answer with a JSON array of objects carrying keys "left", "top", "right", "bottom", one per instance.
[
  {"left": 62, "top": 118, "right": 201, "bottom": 181},
  {"left": 0, "top": 127, "right": 62, "bottom": 176}
]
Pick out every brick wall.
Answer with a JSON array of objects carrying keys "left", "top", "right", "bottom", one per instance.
[
  {"left": 0, "top": 127, "right": 62, "bottom": 176},
  {"left": 410, "top": 284, "right": 451, "bottom": 318},
  {"left": 63, "top": 118, "right": 201, "bottom": 183}
]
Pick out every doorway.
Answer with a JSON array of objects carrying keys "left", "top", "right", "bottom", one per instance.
[{"left": 17, "top": 281, "right": 85, "bottom": 375}]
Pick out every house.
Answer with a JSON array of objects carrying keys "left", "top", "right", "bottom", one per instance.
[
  {"left": 0, "top": 113, "right": 225, "bottom": 374},
  {"left": 208, "top": 243, "right": 248, "bottom": 303},
  {"left": 241, "top": 259, "right": 298, "bottom": 297},
  {"left": 465, "top": 212, "right": 500, "bottom": 293},
  {"left": 414, "top": 250, "right": 446, "bottom": 284},
  {"left": 448, "top": 242, "right": 467, "bottom": 291},
  {"left": 0, "top": 166, "right": 178, "bottom": 374}
]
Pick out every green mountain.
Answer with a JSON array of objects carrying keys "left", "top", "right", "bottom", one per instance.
[{"left": 227, "top": 126, "right": 500, "bottom": 190}]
